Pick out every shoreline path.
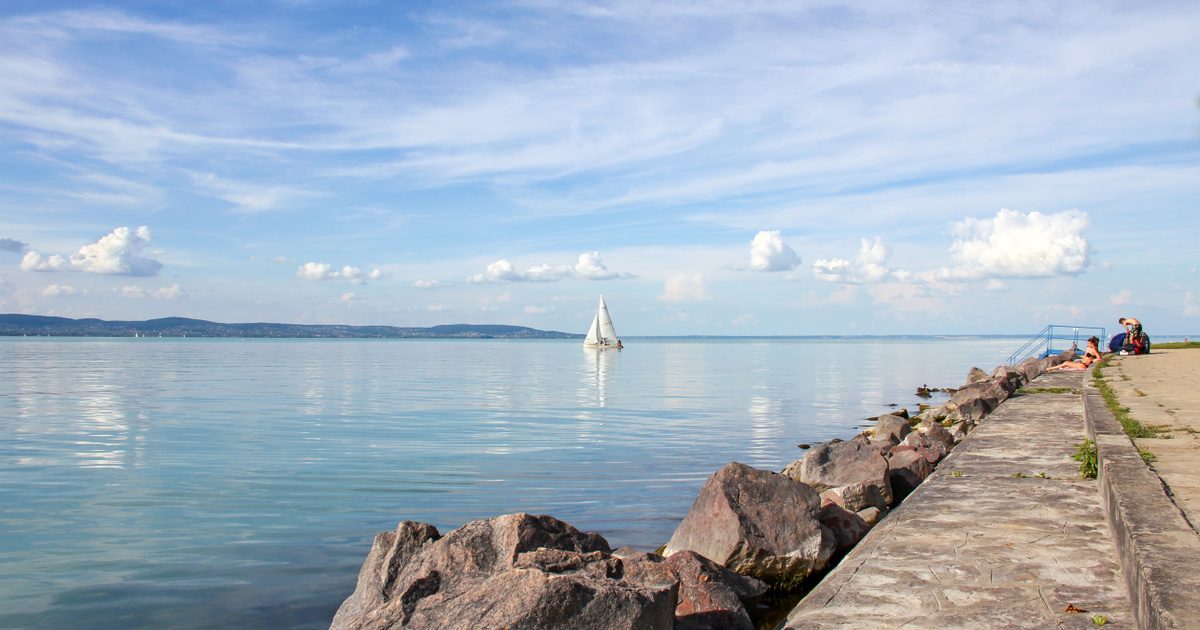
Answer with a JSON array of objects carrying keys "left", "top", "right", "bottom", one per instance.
[
  {"left": 784, "top": 370, "right": 1133, "bottom": 628},
  {"left": 1104, "top": 348, "right": 1200, "bottom": 531}
]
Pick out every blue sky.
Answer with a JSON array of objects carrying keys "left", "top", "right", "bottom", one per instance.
[{"left": 1, "top": 1, "right": 1197, "bottom": 335}]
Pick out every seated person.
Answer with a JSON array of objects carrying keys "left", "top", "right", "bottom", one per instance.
[{"left": 1048, "top": 336, "right": 1102, "bottom": 371}]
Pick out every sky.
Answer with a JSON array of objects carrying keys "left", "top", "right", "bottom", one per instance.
[{"left": 0, "top": 1, "right": 1197, "bottom": 336}]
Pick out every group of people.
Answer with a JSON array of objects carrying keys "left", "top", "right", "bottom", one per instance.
[{"left": 1047, "top": 316, "right": 1146, "bottom": 372}]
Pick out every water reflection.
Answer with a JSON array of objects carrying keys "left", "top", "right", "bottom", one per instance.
[{"left": 580, "top": 346, "right": 616, "bottom": 408}]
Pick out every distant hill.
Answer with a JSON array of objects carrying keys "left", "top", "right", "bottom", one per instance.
[{"left": 0, "top": 314, "right": 581, "bottom": 339}]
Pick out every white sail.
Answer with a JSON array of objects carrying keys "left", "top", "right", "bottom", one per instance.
[{"left": 583, "top": 294, "right": 621, "bottom": 347}]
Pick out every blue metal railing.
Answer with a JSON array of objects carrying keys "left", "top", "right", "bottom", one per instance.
[{"left": 1007, "top": 324, "right": 1106, "bottom": 365}]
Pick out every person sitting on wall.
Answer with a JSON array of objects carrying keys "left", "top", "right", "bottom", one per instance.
[
  {"left": 1118, "top": 317, "right": 1149, "bottom": 355},
  {"left": 1048, "top": 336, "right": 1102, "bottom": 371}
]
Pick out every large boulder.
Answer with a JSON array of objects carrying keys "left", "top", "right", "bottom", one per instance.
[
  {"left": 1017, "top": 357, "right": 1043, "bottom": 383},
  {"left": 783, "top": 441, "right": 893, "bottom": 511},
  {"left": 943, "top": 379, "right": 1011, "bottom": 422},
  {"left": 871, "top": 414, "right": 912, "bottom": 444},
  {"left": 664, "top": 462, "right": 835, "bottom": 585},
  {"left": 966, "top": 366, "right": 989, "bottom": 384},
  {"left": 900, "top": 432, "right": 947, "bottom": 464},
  {"left": 664, "top": 551, "right": 766, "bottom": 630},
  {"left": 331, "top": 514, "right": 676, "bottom": 630},
  {"left": 817, "top": 503, "right": 871, "bottom": 553},
  {"left": 991, "top": 364, "right": 1025, "bottom": 390},
  {"left": 887, "top": 450, "right": 933, "bottom": 500},
  {"left": 918, "top": 419, "right": 956, "bottom": 450}
]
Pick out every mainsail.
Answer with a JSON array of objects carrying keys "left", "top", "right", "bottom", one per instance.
[{"left": 583, "top": 294, "right": 620, "bottom": 347}]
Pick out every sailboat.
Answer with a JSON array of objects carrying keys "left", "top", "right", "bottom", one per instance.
[{"left": 584, "top": 294, "right": 622, "bottom": 349}]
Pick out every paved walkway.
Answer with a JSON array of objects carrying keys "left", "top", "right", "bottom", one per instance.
[
  {"left": 1102, "top": 348, "right": 1200, "bottom": 531},
  {"left": 784, "top": 371, "right": 1132, "bottom": 629}
]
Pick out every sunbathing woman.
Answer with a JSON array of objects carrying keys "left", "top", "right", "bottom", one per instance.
[{"left": 1048, "top": 336, "right": 1102, "bottom": 371}]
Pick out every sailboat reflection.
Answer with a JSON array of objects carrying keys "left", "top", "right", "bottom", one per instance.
[{"left": 582, "top": 344, "right": 618, "bottom": 407}]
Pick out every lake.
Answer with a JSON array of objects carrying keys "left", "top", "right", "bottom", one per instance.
[{"left": 0, "top": 337, "right": 1018, "bottom": 628}]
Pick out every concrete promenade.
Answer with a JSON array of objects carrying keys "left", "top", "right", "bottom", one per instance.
[
  {"left": 784, "top": 371, "right": 1134, "bottom": 629},
  {"left": 1087, "top": 348, "right": 1200, "bottom": 628},
  {"left": 1102, "top": 348, "right": 1200, "bottom": 530}
]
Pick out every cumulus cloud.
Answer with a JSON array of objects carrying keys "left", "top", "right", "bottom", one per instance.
[
  {"left": 297, "top": 262, "right": 388, "bottom": 284},
  {"left": 1110, "top": 289, "right": 1133, "bottom": 306},
  {"left": 813, "top": 237, "right": 898, "bottom": 283},
  {"left": 339, "top": 292, "right": 364, "bottom": 303},
  {"left": 940, "top": 209, "right": 1090, "bottom": 280},
  {"left": 660, "top": 273, "right": 708, "bottom": 302},
  {"left": 19, "top": 226, "right": 162, "bottom": 276},
  {"left": 468, "top": 252, "right": 632, "bottom": 283},
  {"left": 118, "top": 283, "right": 185, "bottom": 299},
  {"left": 1, "top": 238, "right": 28, "bottom": 253},
  {"left": 412, "top": 279, "right": 449, "bottom": 289},
  {"left": 42, "top": 283, "right": 80, "bottom": 297},
  {"left": 749, "top": 230, "right": 799, "bottom": 271}
]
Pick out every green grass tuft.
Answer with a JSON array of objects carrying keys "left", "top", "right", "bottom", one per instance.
[
  {"left": 1074, "top": 440, "right": 1098, "bottom": 479},
  {"left": 1138, "top": 447, "right": 1157, "bottom": 465},
  {"left": 1093, "top": 359, "right": 1157, "bottom": 439},
  {"left": 1152, "top": 341, "right": 1200, "bottom": 349}
]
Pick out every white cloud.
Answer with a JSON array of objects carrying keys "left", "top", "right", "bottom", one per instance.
[
  {"left": 523, "top": 305, "right": 552, "bottom": 314},
  {"left": 42, "top": 283, "right": 79, "bottom": 296},
  {"left": 412, "top": 279, "right": 449, "bottom": 289},
  {"left": 749, "top": 230, "right": 800, "bottom": 272},
  {"left": 468, "top": 252, "right": 632, "bottom": 283},
  {"left": 985, "top": 279, "right": 1006, "bottom": 291},
  {"left": 939, "top": 209, "right": 1090, "bottom": 280},
  {"left": 426, "top": 304, "right": 451, "bottom": 312},
  {"left": 572, "top": 251, "right": 633, "bottom": 280},
  {"left": 813, "top": 237, "right": 899, "bottom": 284},
  {"left": 20, "top": 226, "right": 162, "bottom": 276},
  {"left": 1110, "top": 289, "right": 1133, "bottom": 306},
  {"left": 118, "top": 283, "right": 185, "bottom": 299},
  {"left": 660, "top": 273, "right": 708, "bottom": 302},
  {"left": 339, "top": 291, "right": 363, "bottom": 303},
  {"left": 297, "top": 262, "right": 387, "bottom": 283},
  {"left": 1185, "top": 291, "right": 1200, "bottom": 317}
]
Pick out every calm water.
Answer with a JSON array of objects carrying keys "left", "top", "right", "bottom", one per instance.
[{"left": 0, "top": 337, "right": 1016, "bottom": 628}]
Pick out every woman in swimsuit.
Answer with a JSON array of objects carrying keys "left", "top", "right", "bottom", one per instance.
[{"left": 1048, "top": 336, "right": 1102, "bottom": 371}]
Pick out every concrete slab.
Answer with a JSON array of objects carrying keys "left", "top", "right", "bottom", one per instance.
[
  {"left": 784, "top": 372, "right": 1132, "bottom": 629},
  {"left": 1102, "top": 349, "right": 1200, "bottom": 531},
  {"left": 1086, "top": 348, "right": 1200, "bottom": 628}
]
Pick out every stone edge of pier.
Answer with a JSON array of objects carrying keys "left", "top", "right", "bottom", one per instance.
[{"left": 1082, "top": 376, "right": 1200, "bottom": 629}]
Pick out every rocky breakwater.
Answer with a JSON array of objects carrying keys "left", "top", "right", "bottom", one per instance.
[{"left": 331, "top": 350, "right": 1074, "bottom": 629}]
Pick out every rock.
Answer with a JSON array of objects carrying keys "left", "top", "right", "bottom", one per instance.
[
  {"left": 856, "top": 506, "right": 885, "bottom": 527},
  {"left": 915, "top": 385, "right": 932, "bottom": 398},
  {"left": 1017, "top": 357, "right": 1043, "bottom": 383},
  {"left": 901, "top": 432, "right": 947, "bottom": 463},
  {"left": 784, "top": 441, "right": 893, "bottom": 511},
  {"left": 664, "top": 551, "right": 766, "bottom": 630},
  {"left": 332, "top": 513, "right": 676, "bottom": 630},
  {"left": 872, "top": 414, "right": 911, "bottom": 444},
  {"left": 797, "top": 443, "right": 811, "bottom": 450},
  {"left": 966, "top": 366, "right": 989, "bottom": 384},
  {"left": 892, "top": 407, "right": 909, "bottom": 419},
  {"left": 887, "top": 450, "right": 933, "bottom": 500},
  {"left": 943, "top": 379, "right": 1010, "bottom": 422},
  {"left": 991, "top": 364, "right": 1025, "bottom": 389},
  {"left": 918, "top": 419, "right": 956, "bottom": 450},
  {"left": 817, "top": 503, "right": 871, "bottom": 553},
  {"left": 916, "top": 404, "right": 949, "bottom": 423},
  {"left": 948, "top": 422, "right": 968, "bottom": 442},
  {"left": 664, "top": 462, "right": 835, "bottom": 585}
]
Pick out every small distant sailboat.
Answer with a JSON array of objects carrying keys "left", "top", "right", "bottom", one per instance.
[{"left": 584, "top": 294, "right": 622, "bottom": 349}]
